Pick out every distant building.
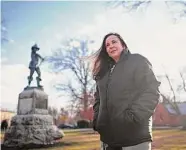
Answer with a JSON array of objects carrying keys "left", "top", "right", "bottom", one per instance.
[
  {"left": 153, "top": 102, "right": 186, "bottom": 126},
  {"left": 79, "top": 107, "right": 93, "bottom": 121},
  {"left": 0, "top": 109, "right": 16, "bottom": 127}
]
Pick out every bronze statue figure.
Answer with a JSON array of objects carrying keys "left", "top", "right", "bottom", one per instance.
[{"left": 27, "top": 44, "right": 44, "bottom": 87}]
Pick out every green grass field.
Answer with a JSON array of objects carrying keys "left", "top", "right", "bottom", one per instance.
[{"left": 1, "top": 129, "right": 186, "bottom": 150}]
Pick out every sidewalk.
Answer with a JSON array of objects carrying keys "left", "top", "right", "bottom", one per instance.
[
  {"left": 63, "top": 128, "right": 93, "bottom": 133},
  {"left": 152, "top": 126, "right": 182, "bottom": 130}
]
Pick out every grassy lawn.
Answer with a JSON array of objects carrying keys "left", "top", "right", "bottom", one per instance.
[{"left": 1, "top": 129, "right": 186, "bottom": 150}]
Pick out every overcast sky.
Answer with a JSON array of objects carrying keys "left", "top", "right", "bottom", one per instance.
[{"left": 1, "top": 1, "right": 186, "bottom": 111}]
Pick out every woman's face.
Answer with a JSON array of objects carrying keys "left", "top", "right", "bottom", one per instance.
[{"left": 105, "top": 35, "right": 124, "bottom": 62}]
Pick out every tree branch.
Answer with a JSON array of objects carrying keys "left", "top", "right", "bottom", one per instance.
[
  {"left": 179, "top": 71, "right": 186, "bottom": 93},
  {"left": 48, "top": 39, "right": 94, "bottom": 112}
]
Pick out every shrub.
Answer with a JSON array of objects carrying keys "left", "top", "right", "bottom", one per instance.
[{"left": 77, "top": 120, "right": 90, "bottom": 128}]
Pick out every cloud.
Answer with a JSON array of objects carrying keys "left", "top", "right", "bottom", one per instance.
[
  {"left": 76, "top": 3, "right": 185, "bottom": 69},
  {"left": 1, "top": 64, "right": 28, "bottom": 111},
  {"left": 0, "top": 57, "right": 8, "bottom": 64},
  {"left": 1, "top": 63, "right": 68, "bottom": 111}
]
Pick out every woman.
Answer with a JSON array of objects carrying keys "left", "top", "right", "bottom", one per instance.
[{"left": 92, "top": 33, "right": 160, "bottom": 150}]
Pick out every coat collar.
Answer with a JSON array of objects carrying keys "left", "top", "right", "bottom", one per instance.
[{"left": 117, "top": 48, "right": 131, "bottom": 64}]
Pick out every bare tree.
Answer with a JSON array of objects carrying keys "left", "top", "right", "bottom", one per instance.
[
  {"left": 107, "top": 1, "right": 151, "bottom": 12},
  {"left": 162, "top": 66, "right": 181, "bottom": 114},
  {"left": 48, "top": 39, "right": 95, "bottom": 113},
  {"left": 1, "top": 18, "right": 9, "bottom": 44},
  {"left": 107, "top": 1, "right": 186, "bottom": 20},
  {"left": 165, "top": 1, "right": 186, "bottom": 20},
  {"left": 60, "top": 107, "right": 69, "bottom": 116},
  {"left": 178, "top": 70, "right": 186, "bottom": 93},
  {"left": 48, "top": 106, "right": 58, "bottom": 119}
]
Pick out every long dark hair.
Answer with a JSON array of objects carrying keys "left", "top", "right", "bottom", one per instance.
[{"left": 92, "top": 33, "right": 128, "bottom": 80}]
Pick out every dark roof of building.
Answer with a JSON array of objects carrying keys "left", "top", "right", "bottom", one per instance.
[{"left": 164, "top": 103, "right": 186, "bottom": 115}]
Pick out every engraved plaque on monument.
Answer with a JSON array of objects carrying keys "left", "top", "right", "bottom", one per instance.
[
  {"left": 18, "top": 98, "right": 33, "bottom": 115},
  {"left": 35, "top": 98, "right": 47, "bottom": 109}
]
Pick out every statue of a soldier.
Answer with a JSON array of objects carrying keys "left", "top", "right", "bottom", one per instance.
[{"left": 27, "top": 44, "right": 44, "bottom": 88}]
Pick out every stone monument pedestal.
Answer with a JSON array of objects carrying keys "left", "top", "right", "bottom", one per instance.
[{"left": 3, "top": 87, "right": 64, "bottom": 148}]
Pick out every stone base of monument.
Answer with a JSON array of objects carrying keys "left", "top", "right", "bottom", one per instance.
[{"left": 3, "top": 87, "right": 64, "bottom": 148}]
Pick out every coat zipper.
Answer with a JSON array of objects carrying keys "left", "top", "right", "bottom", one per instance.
[{"left": 106, "top": 64, "right": 116, "bottom": 118}]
